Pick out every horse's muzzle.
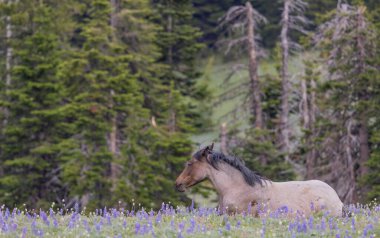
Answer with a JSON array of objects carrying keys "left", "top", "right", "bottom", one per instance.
[{"left": 175, "top": 183, "right": 185, "bottom": 192}]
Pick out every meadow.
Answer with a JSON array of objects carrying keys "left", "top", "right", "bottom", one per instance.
[{"left": 0, "top": 202, "right": 379, "bottom": 238}]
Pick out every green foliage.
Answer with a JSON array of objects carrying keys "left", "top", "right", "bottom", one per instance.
[
  {"left": 0, "top": 0, "right": 207, "bottom": 210},
  {"left": 0, "top": 1, "right": 68, "bottom": 208}
]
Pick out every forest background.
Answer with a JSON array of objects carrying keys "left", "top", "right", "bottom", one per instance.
[{"left": 0, "top": 0, "right": 379, "bottom": 210}]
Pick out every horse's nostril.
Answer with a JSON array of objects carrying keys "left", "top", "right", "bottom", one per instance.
[{"left": 175, "top": 183, "right": 184, "bottom": 192}]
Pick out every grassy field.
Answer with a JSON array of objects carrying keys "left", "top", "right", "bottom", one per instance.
[
  {"left": 0, "top": 203, "right": 378, "bottom": 237},
  {"left": 192, "top": 54, "right": 305, "bottom": 148}
]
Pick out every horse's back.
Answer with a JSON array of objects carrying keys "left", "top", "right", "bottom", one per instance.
[{"left": 272, "top": 180, "right": 343, "bottom": 216}]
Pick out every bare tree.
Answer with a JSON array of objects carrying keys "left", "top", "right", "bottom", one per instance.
[
  {"left": 279, "top": 0, "right": 309, "bottom": 162},
  {"left": 218, "top": 2, "right": 267, "bottom": 130}
]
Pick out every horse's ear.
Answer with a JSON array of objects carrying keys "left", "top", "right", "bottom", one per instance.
[
  {"left": 202, "top": 143, "right": 214, "bottom": 156},
  {"left": 210, "top": 143, "right": 214, "bottom": 151}
]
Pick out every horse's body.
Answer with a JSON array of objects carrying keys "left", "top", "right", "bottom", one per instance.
[{"left": 175, "top": 144, "right": 343, "bottom": 217}]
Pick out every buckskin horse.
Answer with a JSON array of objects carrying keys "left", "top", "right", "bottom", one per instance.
[{"left": 175, "top": 144, "right": 343, "bottom": 217}]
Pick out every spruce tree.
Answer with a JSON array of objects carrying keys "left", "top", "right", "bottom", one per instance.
[
  {"left": 0, "top": 1, "right": 69, "bottom": 207},
  {"left": 314, "top": 3, "right": 378, "bottom": 203}
]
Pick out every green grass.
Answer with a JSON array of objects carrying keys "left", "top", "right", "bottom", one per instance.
[{"left": 0, "top": 204, "right": 379, "bottom": 237}]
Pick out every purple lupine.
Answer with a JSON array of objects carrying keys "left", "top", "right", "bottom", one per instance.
[
  {"left": 363, "top": 224, "right": 373, "bottom": 237},
  {"left": 74, "top": 203, "right": 79, "bottom": 214},
  {"left": 308, "top": 216, "right": 314, "bottom": 230},
  {"left": 155, "top": 212, "right": 162, "bottom": 224},
  {"left": 95, "top": 221, "right": 102, "bottom": 232},
  {"left": 288, "top": 222, "right": 294, "bottom": 232},
  {"left": 53, "top": 218, "right": 58, "bottom": 228},
  {"left": 149, "top": 210, "right": 154, "bottom": 217},
  {"left": 351, "top": 217, "right": 355, "bottom": 231},
  {"left": 106, "top": 214, "right": 111, "bottom": 225},
  {"left": 11, "top": 222, "right": 17, "bottom": 231},
  {"left": 5, "top": 208, "right": 10, "bottom": 220},
  {"left": 236, "top": 220, "right": 241, "bottom": 228},
  {"left": 21, "top": 227, "right": 28, "bottom": 238},
  {"left": 1, "top": 220, "right": 8, "bottom": 233},
  {"left": 40, "top": 211, "right": 50, "bottom": 226},
  {"left": 49, "top": 208, "right": 54, "bottom": 218},
  {"left": 141, "top": 224, "right": 148, "bottom": 235},
  {"left": 225, "top": 221, "right": 231, "bottom": 231},
  {"left": 83, "top": 219, "right": 91, "bottom": 233},
  {"left": 170, "top": 219, "right": 175, "bottom": 230},
  {"left": 321, "top": 217, "right": 326, "bottom": 231},
  {"left": 123, "top": 220, "right": 127, "bottom": 229},
  {"left": 178, "top": 222, "right": 185, "bottom": 232},
  {"left": 135, "top": 222, "right": 140, "bottom": 235},
  {"left": 103, "top": 207, "right": 107, "bottom": 217}
]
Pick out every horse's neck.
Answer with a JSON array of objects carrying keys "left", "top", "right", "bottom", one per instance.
[{"left": 208, "top": 163, "right": 259, "bottom": 198}]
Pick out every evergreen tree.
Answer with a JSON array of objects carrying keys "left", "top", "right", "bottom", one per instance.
[
  {"left": 314, "top": 3, "right": 378, "bottom": 203},
  {"left": 0, "top": 1, "right": 69, "bottom": 207},
  {"left": 55, "top": 0, "right": 152, "bottom": 209}
]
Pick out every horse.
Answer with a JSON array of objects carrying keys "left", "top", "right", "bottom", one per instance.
[{"left": 175, "top": 143, "right": 344, "bottom": 217}]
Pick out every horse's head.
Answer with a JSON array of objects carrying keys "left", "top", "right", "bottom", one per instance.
[{"left": 175, "top": 143, "right": 214, "bottom": 192}]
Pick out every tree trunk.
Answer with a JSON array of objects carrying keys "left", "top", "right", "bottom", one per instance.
[
  {"left": 3, "top": 0, "right": 13, "bottom": 128},
  {"left": 220, "top": 122, "right": 228, "bottom": 155},
  {"left": 301, "top": 78, "right": 309, "bottom": 129},
  {"left": 306, "top": 78, "right": 317, "bottom": 179},
  {"left": 301, "top": 78, "right": 313, "bottom": 179},
  {"left": 356, "top": 7, "right": 369, "bottom": 178},
  {"left": 358, "top": 118, "right": 369, "bottom": 176},
  {"left": 167, "top": 14, "right": 173, "bottom": 65},
  {"left": 168, "top": 82, "right": 176, "bottom": 132},
  {"left": 109, "top": 0, "right": 120, "bottom": 191},
  {"left": 246, "top": 2, "right": 263, "bottom": 130},
  {"left": 280, "top": 0, "right": 290, "bottom": 162}
]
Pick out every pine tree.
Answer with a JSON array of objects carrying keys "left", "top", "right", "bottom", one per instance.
[
  {"left": 54, "top": 0, "right": 154, "bottom": 209},
  {"left": 0, "top": 1, "right": 70, "bottom": 207},
  {"left": 314, "top": 3, "right": 378, "bottom": 203}
]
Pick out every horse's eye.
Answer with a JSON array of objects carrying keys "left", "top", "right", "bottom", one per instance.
[{"left": 186, "top": 162, "right": 193, "bottom": 167}]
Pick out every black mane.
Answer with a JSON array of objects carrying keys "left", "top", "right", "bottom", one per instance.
[{"left": 194, "top": 150, "right": 266, "bottom": 187}]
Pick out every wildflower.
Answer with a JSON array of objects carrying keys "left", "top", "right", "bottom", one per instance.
[
  {"left": 83, "top": 220, "right": 90, "bottom": 232},
  {"left": 363, "top": 224, "right": 373, "bottom": 237},
  {"left": 21, "top": 227, "right": 27, "bottom": 238},
  {"left": 53, "top": 218, "right": 58, "bottom": 228},
  {"left": 321, "top": 217, "right": 326, "bottom": 231},
  {"left": 95, "top": 221, "right": 102, "bottom": 232},
  {"left": 236, "top": 220, "right": 241, "bottom": 228},
  {"left": 308, "top": 216, "right": 314, "bottom": 230},
  {"left": 178, "top": 222, "right": 185, "bottom": 232},
  {"left": 156, "top": 212, "right": 162, "bottom": 224},
  {"left": 74, "top": 203, "right": 79, "bottom": 214},
  {"left": 135, "top": 222, "right": 140, "bottom": 234},
  {"left": 225, "top": 221, "right": 231, "bottom": 231}
]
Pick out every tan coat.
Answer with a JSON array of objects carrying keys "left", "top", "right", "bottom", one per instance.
[{"left": 208, "top": 163, "right": 343, "bottom": 217}]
